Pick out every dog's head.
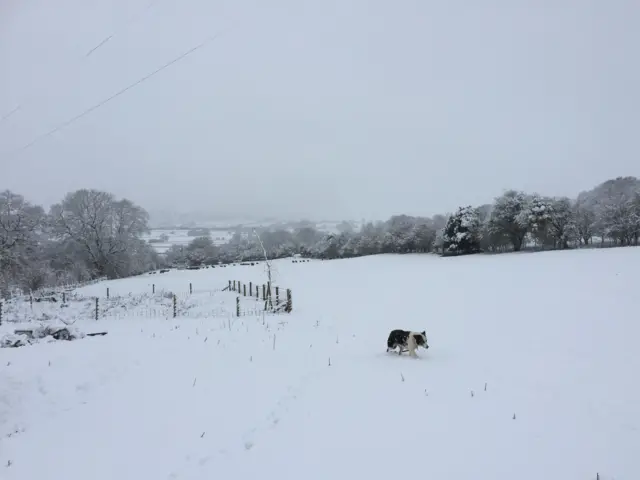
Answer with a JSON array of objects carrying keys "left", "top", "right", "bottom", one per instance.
[{"left": 415, "top": 331, "right": 428, "bottom": 349}]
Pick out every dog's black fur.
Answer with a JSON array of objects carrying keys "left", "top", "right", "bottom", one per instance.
[{"left": 386, "top": 329, "right": 429, "bottom": 356}]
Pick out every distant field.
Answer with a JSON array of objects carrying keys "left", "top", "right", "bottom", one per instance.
[
  {"left": 142, "top": 221, "right": 359, "bottom": 254},
  {"left": 141, "top": 229, "right": 234, "bottom": 254}
]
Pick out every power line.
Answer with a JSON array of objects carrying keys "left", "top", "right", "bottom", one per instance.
[
  {"left": 85, "top": 0, "right": 163, "bottom": 58},
  {"left": 85, "top": 35, "right": 114, "bottom": 58},
  {"left": 7, "top": 33, "right": 221, "bottom": 158},
  {"left": 0, "top": 0, "right": 166, "bottom": 129},
  {"left": 0, "top": 105, "right": 21, "bottom": 125}
]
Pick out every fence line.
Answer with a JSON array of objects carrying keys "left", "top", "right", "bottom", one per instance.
[
  {"left": 98, "top": 307, "right": 284, "bottom": 320},
  {"left": 0, "top": 278, "right": 293, "bottom": 325},
  {"left": 2, "top": 276, "right": 109, "bottom": 303},
  {"left": 228, "top": 279, "right": 292, "bottom": 314}
]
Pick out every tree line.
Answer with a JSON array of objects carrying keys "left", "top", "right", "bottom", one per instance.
[
  {"left": 0, "top": 189, "right": 159, "bottom": 297},
  {"left": 166, "top": 176, "right": 640, "bottom": 267},
  {"left": 2, "top": 175, "right": 638, "bottom": 295}
]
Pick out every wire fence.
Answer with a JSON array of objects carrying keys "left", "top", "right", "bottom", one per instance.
[{"left": 0, "top": 280, "right": 293, "bottom": 326}]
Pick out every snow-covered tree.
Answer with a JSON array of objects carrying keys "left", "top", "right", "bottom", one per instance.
[
  {"left": 632, "top": 192, "right": 640, "bottom": 246},
  {"left": 573, "top": 193, "right": 596, "bottom": 245},
  {"left": 487, "top": 190, "right": 529, "bottom": 251},
  {"left": 359, "top": 222, "right": 384, "bottom": 255},
  {"left": 442, "top": 206, "right": 482, "bottom": 255},
  {"left": 182, "top": 236, "right": 217, "bottom": 266},
  {"left": 580, "top": 177, "right": 640, "bottom": 245},
  {"left": 164, "top": 244, "right": 187, "bottom": 266},
  {"left": 293, "top": 227, "right": 322, "bottom": 250},
  {"left": 409, "top": 221, "right": 436, "bottom": 253},
  {"left": 383, "top": 215, "right": 418, "bottom": 253},
  {"left": 516, "top": 194, "right": 553, "bottom": 247},
  {"left": 597, "top": 194, "right": 637, "bottom": 245},
  {"left": 432, "top": 228, "right": 445, "bottom": 253},
  {"left": 546, "top": 197, "right": 577, "bottom": 249}
]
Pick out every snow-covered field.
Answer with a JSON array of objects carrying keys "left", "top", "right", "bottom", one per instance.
[{"left": 1, "top": 249, "right": 638, "bottom": 479}]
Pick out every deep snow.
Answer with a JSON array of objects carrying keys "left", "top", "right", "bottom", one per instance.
[{"left": 1, "top": 248, "right": 639, "bottom": 479}]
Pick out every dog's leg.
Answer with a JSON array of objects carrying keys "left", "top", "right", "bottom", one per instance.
[{"left": 407, "top": 335, "right": 418, "bottom": 358}]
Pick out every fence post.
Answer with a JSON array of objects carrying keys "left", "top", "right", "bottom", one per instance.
[
  {"left": 62, "top": 292, "right": 66, "bottom": 303},
  {"left": 256, "top": 288, "right": 259, "bottom": 299},
  {"left": 0, "top": 301, "right": 3, "bottom": 326},
  {"left": 236, "top": 296, "right": 240, "bottom": 317},
  {"left": 233, "top": 280, "right": 236, "bottom": 292},
  {"left": 228, "top": 280, "right": 231, "bottom": 291},
  {"left": 30, "top": 295, "right": 33, "bottom": 310},
  {"left": 243, "top": 284, "right": 246, "bottom": 297},
  {"left": 286, "top": 289, "right": 292, "bottom": 313},
  {"left": 173, "top": 295, "right": 177, "bottom": 318},
  {"left": 276, "top": 286, "right": 280, "bottom": 306},
  {"left": 189, "top": 283, "right": 193, "bottom": 295},
  {"left": 152, "top": 284, "right": 155, "bottom": 294},
  {"left": 106, "top": 287, "right": 110, "bottom": 299},
  {"left": 262, "top": 284, "right": 266, "bottom": 300},
  {"left": 249, "top": 282, "right": 253, "bottom": 296},
  {"left": 95, "top": 298, "right": 99, "bottom": 320}
]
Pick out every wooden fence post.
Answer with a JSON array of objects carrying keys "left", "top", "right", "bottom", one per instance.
[
  {"left": 286, "top": 289, "right": 292, "bottom": 313},
  {"left": 152, "top": 284, "right": 155, "bottom": 294},
  {"left": 228, "top": 280, "right": 231, "bottom": 291},
  {"left": 243, "top": 284, "right": 247, "bottom": 296},
  {"left": 189, "top": 283, "right": 193, "bottom": 294},
  {"left": 106, "top": 287, "right": 110, "bottom": 299},
  {"left": 233, "top": 280, "right": 236, "bottom": 292},
  {"left": 62, "top": 292, "right": 66, "bottom": 303},
  {"left": 236, "top": 296, "right": 240, "bottom": 317},
  {"left": 276, "top": 286, "right": 279, "bottom": 306},
  {"left": 256, "top": 288, "right": 259, "bottom": 299},
  {"left": 173, "top": 295, "right": 177, "bottom": 318},
  {"left": 30, "top": 295, "right": 33, "bottom": 310},
  {"left": 95, "top": 298, "right": 99, "bottom": 320},
  {"left": 265, "top": 282, "right": 273, "bottom": 310},
  {"left": 262, "top": 284, "right": 266, "bottom": 300},
  {"left": 249, "top": 282, "right": 253, "bottom": 296}
]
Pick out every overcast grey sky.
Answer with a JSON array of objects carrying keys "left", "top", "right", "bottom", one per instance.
[{"left": 1, "top": 0, "right": 638, "bottom": 221}]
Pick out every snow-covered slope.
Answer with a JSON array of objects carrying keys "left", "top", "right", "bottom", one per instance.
[{"left": 1, "top": 249, "right": 638, "bottom": 479}]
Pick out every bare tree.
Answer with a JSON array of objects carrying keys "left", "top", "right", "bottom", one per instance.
[
  {"left": 0, "top": 190, "right": 47, "bottom": 295},
  {"left": 0, "top": 190, "right": 46, "bottom": 255},
  {"left": 253, "top": 229, "right": 274, "bottom": 309},
  {"left": 49, "top": 189, "right": 151, "bottom": 278}
]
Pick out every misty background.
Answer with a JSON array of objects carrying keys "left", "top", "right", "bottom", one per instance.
[{"left": 1, "top": 0, "right": 639, "bottom": 222}]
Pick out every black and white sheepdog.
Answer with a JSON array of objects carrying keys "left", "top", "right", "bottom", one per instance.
[{"left": 386, "top": 329, "right": 429, "bottom": 357}]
